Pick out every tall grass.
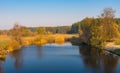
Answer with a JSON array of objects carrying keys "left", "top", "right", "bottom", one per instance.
[{"left": 0, "top": 34, "right": 78, "bottom": 59}]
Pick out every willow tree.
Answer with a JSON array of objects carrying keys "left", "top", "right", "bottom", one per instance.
[{"left": 100, "top": 8, "right": 119, "bottom": 41}]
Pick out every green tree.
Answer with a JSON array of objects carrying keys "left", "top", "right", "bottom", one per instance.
[{"left": 70, "top": 22, "right": 81, "bottom": 33}]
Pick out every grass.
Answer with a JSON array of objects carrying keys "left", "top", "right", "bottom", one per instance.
[
  {"left": 0, "top": 35, "right": 11, "bottom": 41},
  {"left": 22, "top": 34, "right": 78, "bottom": 45},
  {"left": 0, "top": 34, "right": 78, "bottom": 59},
  {"left": 0, "top": 34, "right": 78, "bottom": 49},
  {"left": 0, "top": 41, "right": 9, "bottom": 46}
]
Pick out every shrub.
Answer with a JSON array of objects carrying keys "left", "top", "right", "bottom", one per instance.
[
  {"left": 55, "top": 37, "right": 64, "bottom": 44},
  {"left": 6, "top": 40, "right": 21, "bottom": 52},
  {"left": 115, "top": 38, "right": 120, "bottom": 45},
  {"left": 34, "top": 36, "right": 47, "bottom": 46}
]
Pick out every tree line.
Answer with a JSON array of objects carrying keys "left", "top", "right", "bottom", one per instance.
[
  {"left": 0, "top": 8, "right": 120, "bottom": 48},
  {"left": 79, "top": 8, "right": 120, "bottom": 48}
]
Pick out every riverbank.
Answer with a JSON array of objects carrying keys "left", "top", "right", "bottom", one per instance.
[
  {"left": 0, "top": 34, "right": 78, "bottom": 59},
  {"left": 105, "top": 42, "right": 120, "bottom": 50},
  {"left": 104, "top": 42, "right": 120, "bottom": 56}
]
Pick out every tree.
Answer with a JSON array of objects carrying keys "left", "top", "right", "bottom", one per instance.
[
  {"left": 79, "top": 8, "right": 120, "bottom": 48},
  {"left": 70, "top": 22, "right": 81, "bottom": 33},
  {"left": 36, "top": 27, "right": 46, "bottom": 35},
  {"left": 89, "top": 19, "right": 105, "bottom": 48},
  {"left": 11, "top": 23, "right": 22, "bottom": 44},
  {"left": 80, "top": 18, "right": 94, "bottom": 45},
  {"left": 11, "top": 23, "right": 32, "bottom": 44},
  {"left": 100, "top": 8, "right": 119, "bottom": 41}
]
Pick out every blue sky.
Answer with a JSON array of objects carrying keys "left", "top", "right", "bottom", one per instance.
[{"left": 0, "top": 0, "right": 120, "bottom": 29}]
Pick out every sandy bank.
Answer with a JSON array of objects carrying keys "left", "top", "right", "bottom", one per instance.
[{"left": 105, "top": 42, "right": 120, "bottom": 50}]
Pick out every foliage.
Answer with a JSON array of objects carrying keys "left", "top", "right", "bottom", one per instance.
[
  {"left": 36, "top": 27, "right": 46, "bottom": 34},
  {"left": 79, "top": 8, "right": 120, "bottom": 48},
  {"left": 99, "top": 8, "right": 120, "bottom": 41},
  {"left": 34, "top": 35, "right": 48, "bottom": 45},
  {"left": 55, "top": 26, "right": 71, "bottom": 34},
  {"left": 6, "top": 40, "right": 21, "bottom": 52},
  {"left": 80, "top": 18, "right": 94, "bottom": 44},
  {"left": 114, "top": 38, "right": 120, "bottom": 45},
  {"left": 55, "top": 37, "right": 64, "bottom": 44},
  {"left": 29, "top": 26, "right": 71, "bottom": 34},
  {"left": 115, "top": 18, "right": 120, "bottom": 25},
  {"left": 89, "top": 19, "right": 105, "bottom": 48},
  {"left": 79, "top": 18, "right": 104, "bottom": 48},
  {"left": 70, "top": 22, "right": 81, "bottom": 33}
]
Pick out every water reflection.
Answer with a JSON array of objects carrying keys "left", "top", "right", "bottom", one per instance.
[
  {"left": 0, "top": 61, "right": 4, "bottom": 73},
  {"left": 79, "top": 45, "right": 119, "bottom": 73},
  {"left": 0, "top": 43, "right": 120, "bottom": 73},
  {"left": 79, "top": 45, "right": 101, "bottom": 72},
  {"left": 101, "top": 54, "right": 119, "bottom": 73},
  {"left": 36, "top": 46, "right": 43, "bottom": 58},
  {"left": 9, "top": 49, "right": 24, "bottom": 70}
]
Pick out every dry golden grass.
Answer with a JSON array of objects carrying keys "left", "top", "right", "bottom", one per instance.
[
  {"left": 22, "top": 34, "right": 78, "bottom": 45},
  {"left": 0, "top": 35, "right": 11, "bottom": 41},
  {"left": 0, "top": 34, "right": 78, "bottom": 50},
  {"left": 0, "top": 34, "right": 78, "bottom": 58},
  {"left": 22, "top": 37, "right": 35, "bottom": 46}
]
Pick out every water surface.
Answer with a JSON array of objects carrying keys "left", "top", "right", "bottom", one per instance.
[{"left": 0, "top": 43, "right": 120, "bottom": 73}]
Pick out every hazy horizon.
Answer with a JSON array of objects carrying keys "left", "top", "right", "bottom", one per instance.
[{"left": 0, "top": 0, "right": 120, "bottom": 30}]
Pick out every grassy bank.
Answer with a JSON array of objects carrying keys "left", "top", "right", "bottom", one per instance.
[{"left": 0, "top": 34, "right": 78, "bottom": 59}]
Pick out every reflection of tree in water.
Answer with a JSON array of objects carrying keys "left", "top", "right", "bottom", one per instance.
[
  {"left": 9, "top": 48, "right": 23, "bottom": 70},
  {"left": 79, "top": 45, "right": 101, "bottom": 71},
  {"left": 0, "top": 61, "right": 4, "bottom": 73},
  {"left": 79, "top": 45, "right": 119, "bottom": 73},
  {"left": 36, "top": 46, "right": 43, "bottom": 58},
  {"left": 101, "top": 54, "right": 119, "bottom": 73}
]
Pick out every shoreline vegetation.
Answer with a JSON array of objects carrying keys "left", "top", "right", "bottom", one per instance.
[
  {"left": 1, "top": 7, "right": 120, "bottom": 59},
  {"left": 0, "top": 34, "right": 78, "bottom": 59}
]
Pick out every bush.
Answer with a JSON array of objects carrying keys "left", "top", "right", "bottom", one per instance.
[
  {"left": 22, "top": 37, "right": 34, "bottom": 46},
  {"left": 6, "top": 40, "right": 21, "bottom": 52},
  {"left": 55, "top": 37, "right": 64, "bottom": 44},
  {"left": 34, "top": 36, "right": 47, "bottom": 46},
  {"left": 115, "top": 38, "right": 120, "bottom": 45}
]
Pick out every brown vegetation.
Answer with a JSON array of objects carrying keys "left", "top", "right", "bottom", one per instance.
[{"left": 0, "top": 34, "right": 77, "bottom": 59}]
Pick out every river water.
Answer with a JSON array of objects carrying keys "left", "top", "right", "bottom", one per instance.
[{"left": 0, "top": 43, "right": 120, "bottom": 73}]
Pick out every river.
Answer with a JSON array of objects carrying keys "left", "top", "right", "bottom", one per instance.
[{"left": 0, "top": 43, "right": 120, "bottom": 73}]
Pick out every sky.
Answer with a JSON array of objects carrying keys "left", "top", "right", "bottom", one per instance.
[{"left": 0, "top": 0, "right": 120, "bottom": 30}]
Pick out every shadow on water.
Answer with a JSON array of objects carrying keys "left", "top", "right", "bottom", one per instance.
[
  {"left": 0, "top": 61, "right": 4, "bottom": 73},
  {"left": 0, "top": 43, "right": 120, "bottom": 73},
  {"left": 36, "top": 46, "right": 43, "bottom": 58},
  {"left": 9, "top": 49, "right": 24, "bottom": 70},
  {"left": 0, "top": 47, "right": 25, "bottom": 73},
  {"left": 79, "top": 45, "right": 119, "bottom": 73}
]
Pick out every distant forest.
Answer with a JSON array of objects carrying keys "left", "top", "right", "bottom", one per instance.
[
  {"left": 28, "top": 18, "right": 120, "bottom": 34},
  {"left": 0, "top": 18, "right": 120, "bottom": 35}
]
